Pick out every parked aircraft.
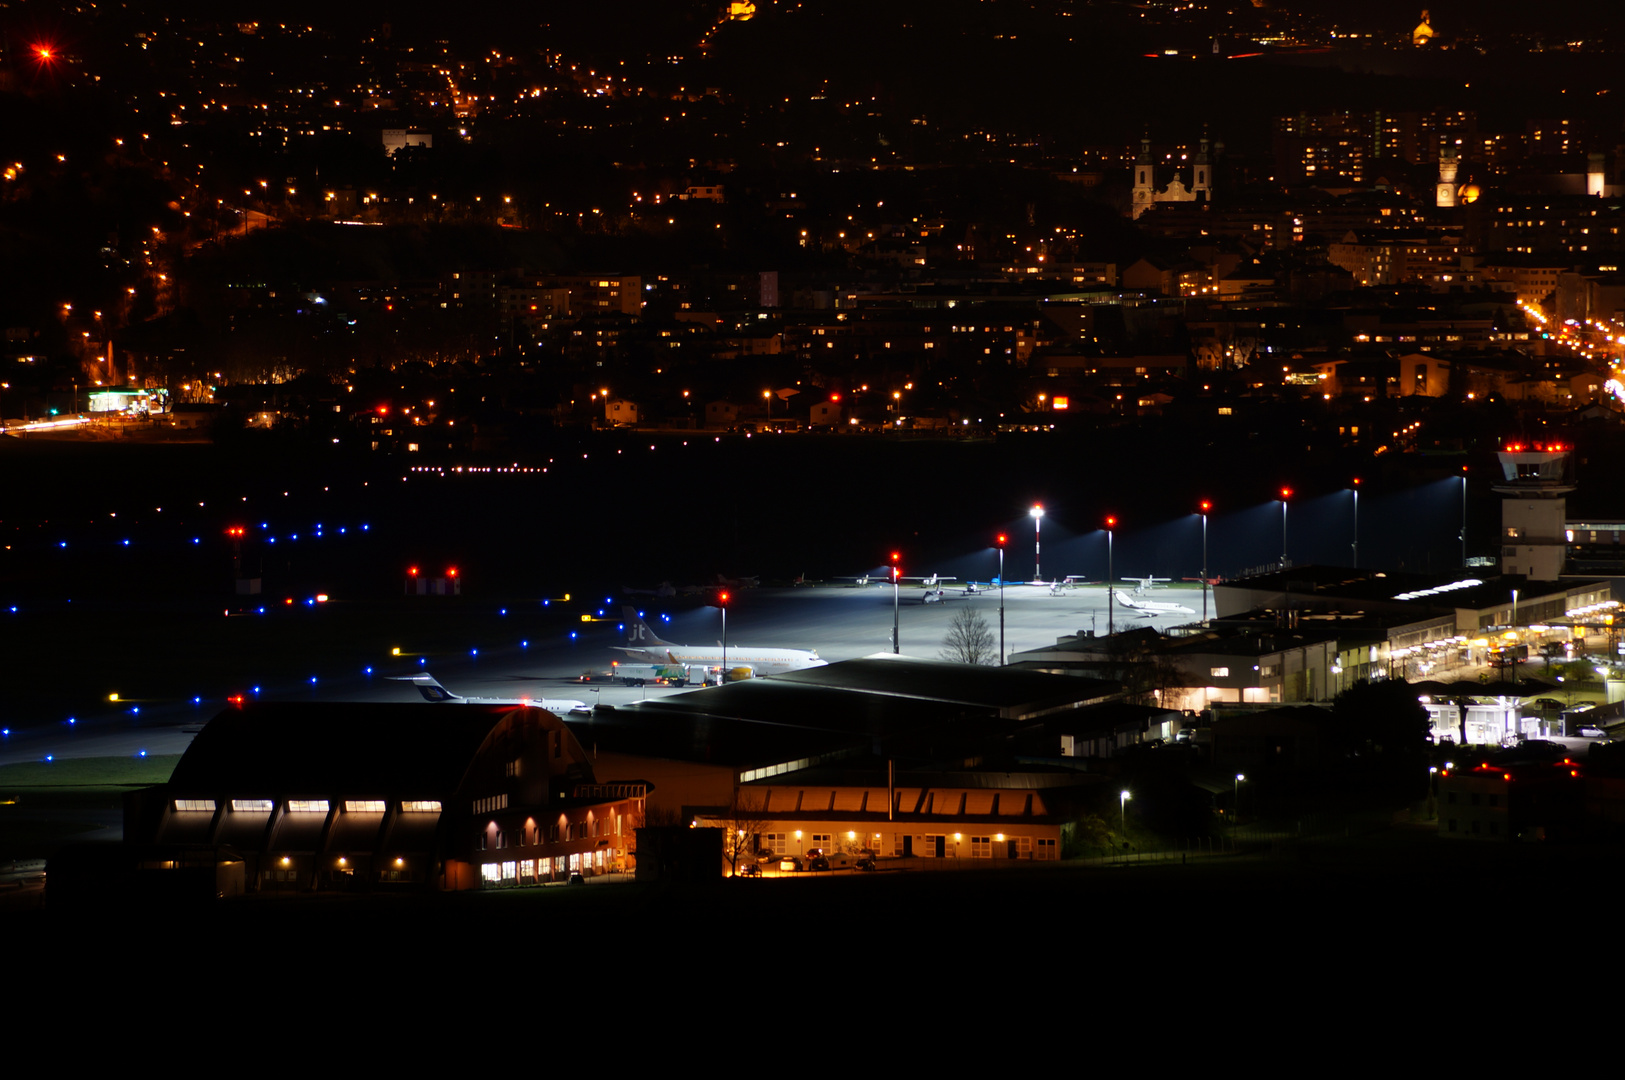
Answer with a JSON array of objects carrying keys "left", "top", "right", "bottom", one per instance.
[
  {"left": 390, "top": 673, "right": 592, "bottom": 715},
  {"left": 615, "top": 606, "right": 827, "bottom": 679},
  {"left": 903, "top": 573, "right": 957, "bottom": 589},
  {"left": 1115, "top": 593, "right": 1197, "bottom": 617},
  {"left": 1126, "top": 576, "right": 1172, "bottom": 594}
]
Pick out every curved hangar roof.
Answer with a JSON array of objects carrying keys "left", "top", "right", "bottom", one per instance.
[{"left": 168, "top": 701, "right": 525, "bottom": 795}]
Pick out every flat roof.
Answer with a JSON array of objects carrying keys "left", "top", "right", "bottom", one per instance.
[{"left": 768, "top": 654, "right": 1118, "bottom": 718}]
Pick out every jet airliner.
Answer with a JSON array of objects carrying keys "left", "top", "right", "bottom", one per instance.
[
  {"left": 391, "top": 673, "right": 592, "bottom": 715},
  {"left": 616, "top": 607, "right": 827, "bottom": 679}
]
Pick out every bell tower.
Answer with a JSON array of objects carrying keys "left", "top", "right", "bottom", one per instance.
[
  {"left": 1132, "top": 135, "right": 1155, "bottom": 220},
  {"left": 1436, "top": 147, "right": 1459, "bottom": 208},
  {"left": 1192, "top": 131, "right": 1212, "bottom": 201}
]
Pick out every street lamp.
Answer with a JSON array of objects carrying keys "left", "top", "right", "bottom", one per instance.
[
  {"left": 1278, "top": 487, "right": 1292, "bottom": 570},
  {"left": 1199, "top": 500, "right": 1211, "bottom": 624},
  {"left": 1234, "top": 773, "right": 1246, "bottom": 820},
  {"left": 1351, "top": 478, "right": 1360, "bottom": 568},
  {"left": 1119, "top": 789, "right": 1131, "bottom": 833},
  {"left": 1105, "top": 515, "right": 1117, "bottom": 636},
  {"left": 1030, "top": 504, "right": 1044, "bottom": 582},
  {"left": 996, "top": 533, "right": 1007, "bottom": 665},
  {"left": 890, "top": 551, "right": 901, "bottom": 654}
]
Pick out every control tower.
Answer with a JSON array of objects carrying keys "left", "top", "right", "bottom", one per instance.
[{"left": 1493, "top": 441, "right": 1575, "bottom": 579}]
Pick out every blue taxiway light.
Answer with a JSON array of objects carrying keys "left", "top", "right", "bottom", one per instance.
[
  {"left": 122, "top": 539, "right": 130, "bottom": 546},
  {"left": 131, "top": 706, "right": 140, "bottom": 714},
  {"left": 365, "top": 667, "right": 373, "bottom": 675},
  {"left": 192, "top": 538, "right": 200, "bottom": 544},
  {"left": 500, "top": 608, "right": 507, "bottom": 616},
  {"left": 193, "top": 696, "right": 201, "bottom": 704},
  {"left": 419, "top": 657, "right": 427, "bottom": 665},
  {"left": 66, "top": 718, "right": 76, "bottom": 726},
  {"left": 137, "top": 750, "right": 147, "bottom": 758},
  {"left": 44, "top": 755, "right": 53, "bottom": 763},
  {"left": 252, "top": 686, "right": 261, "bottom": 694},
  {"left": 470, "top": 649, "right": 478, "bottom": 656},
  {"left": 569, "top": 631, "right": 578, "bottom": 639},
  {"left": 2, "top": 728, "right": 9, "bottom": 737},
  {"left": 309, "top": 677, "right": 317, "bottom": 684},
  {"left": 59, "top": 541, "right": 67, "bottom": 548},
  {"left": 521, "top": 640, "right": 529, "bottom": 648}
]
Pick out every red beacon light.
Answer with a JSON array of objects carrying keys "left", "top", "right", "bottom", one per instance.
[
  {"left": 408, "top": 566, "right": 419, "bottom": 577},
  {"left": 446, "top": 567, "right": 458, "bottom": 578}
]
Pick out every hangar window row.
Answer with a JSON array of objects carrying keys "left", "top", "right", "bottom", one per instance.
[{"left": 176, "top": 797, "right": 442, "bottom": 814}]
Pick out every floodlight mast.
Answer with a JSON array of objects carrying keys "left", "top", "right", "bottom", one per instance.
[
  {"left": 891, "top": 552, "right": 901, "bottom": 654},
  {"left": 1199, "top": 501, "right": 1211, "bottom": 624},
  {"left": 1106, "top": 516, "right": 1116, "bottom": 636},
  {"left": 1030, "top": 504, "right": 1044, "bottom": 582},
  {"left": 996, "top": 534, "right": 1007, "bottom": 665}
]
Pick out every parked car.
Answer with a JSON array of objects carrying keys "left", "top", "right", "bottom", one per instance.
[
  {"left": 736, "top": 863, "right": 761, "bottom": 878},
  {"left": 778, "top": 855, "right": 803, "bottom": 872}
]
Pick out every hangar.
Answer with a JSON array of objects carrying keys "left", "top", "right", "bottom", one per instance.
[{"left": 120, "top": 701, "right": 647, "bottom": 893}]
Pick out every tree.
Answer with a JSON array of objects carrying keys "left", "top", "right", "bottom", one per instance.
[
  {"left": 707, "top": 787, "right": 774, "bottom": 875},
  {"left": 940, "top": 608, "right": 996, "bottom": 665}
]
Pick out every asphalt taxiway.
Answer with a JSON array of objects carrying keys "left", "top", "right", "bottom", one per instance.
[{"left": 1, "top": 581, "right": 1202, "bottom": 765}]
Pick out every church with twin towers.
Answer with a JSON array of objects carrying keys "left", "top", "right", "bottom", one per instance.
[{"left": 1131, "top": 131, "right": 1218, "bottom": 220}]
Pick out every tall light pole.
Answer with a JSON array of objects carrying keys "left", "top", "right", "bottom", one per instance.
[
  {"left": 890, "top": 551, "right": 901, "bottom": 654},
  {"left": 1119, "top": 789, "right": 1131, "bottom": 834},
  {"left": 1459, "top": 467, "right": 1468, "bottom": 568},
  {"left": 996, "top": 533, "right": 1007, "bottom": 665},
  {"left": 1351, "top": 478, "right": 1360, "bottom": 568},
  {"left": 1234, "top": 773, "right": 1245, "bottom": 821},
  {"left": 1106, "top": 515, "right": 1116, "bottom": 636},
  {"left": 1279, "top": 487, "right": 1292, "bottom": 570},
  {"left": 719, "top": 591, "right": 729, "bottom": 684},
  {"left": 1030, "top": 504, "right": 1044, "bottom": 582},
  {"left": 1199, "top": 501, "right": 1211, "bottom": 625}
]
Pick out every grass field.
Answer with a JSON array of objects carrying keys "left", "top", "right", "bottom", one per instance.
[{"left": 0, "top": 755, "right": 181, "bottom": 862}]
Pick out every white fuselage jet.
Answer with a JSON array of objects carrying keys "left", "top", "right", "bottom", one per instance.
[
  {"left": 391, "top": 673, "right": 592, "bottom": 715},
  {"left": 1115, "top": 593, "right": 1196, "bottom": 617},
  {"left": 616, "top": 606, "right": 827, "bottom": 677}
]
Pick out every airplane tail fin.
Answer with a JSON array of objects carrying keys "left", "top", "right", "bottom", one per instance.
[
  {"left": 388, "top": 672, "right": 461, "bottom": 702},
  {"left": 621, "top": 606, "right": 672, "bottom": 648}
]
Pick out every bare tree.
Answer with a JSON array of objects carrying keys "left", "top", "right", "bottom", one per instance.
[
  {"left": 704, "top": 787, "right": 774, "bottom": 874},
  {"left": 940, "top": 608, "right": 997, "bottom": 665}
]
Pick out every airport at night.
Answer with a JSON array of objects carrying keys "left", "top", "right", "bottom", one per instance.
[{"left": 5, "top": 0, "right": 1625, "bottom": 1003}]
